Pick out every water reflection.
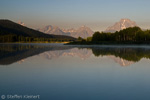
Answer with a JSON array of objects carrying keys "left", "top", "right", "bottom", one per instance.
[
  {"left": 91, "top": 47, "right": 150, "bottom": 62},
  {"left": 1, "top": 44, "right": 150, "bottom": 100},
  {"left": 0, "top": 44, "right": 150, "bottom": 66},
  {"left": 39, "top": 48, "right": 92, "bottom": 60},
  {"left": 0, "top": 44, "right": 73, "bottom": 65}
]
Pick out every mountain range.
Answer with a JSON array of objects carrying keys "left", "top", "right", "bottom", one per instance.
[
  {"left": 17, "top": 18, "right": 138, "bottom": 39},
  {"left": 37, "top": 25, "right": 94, "bottom": 38},
  {"left": 37, "top": 18, "right": 137, "bottom": 38}
]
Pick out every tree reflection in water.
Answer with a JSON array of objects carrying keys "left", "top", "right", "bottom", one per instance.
[{"left": 0, "top": 44, "right": 150, "bottom": 66}]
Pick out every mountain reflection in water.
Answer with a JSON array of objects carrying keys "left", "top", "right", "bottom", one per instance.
[{"left": 0, "top": 44, "right": 150, "bottom": 66}]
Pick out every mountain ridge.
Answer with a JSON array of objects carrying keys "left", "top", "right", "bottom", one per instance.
[
  {"left": 105, "top": 19, "right": 137, "bottom": 33},
  {"left": 38, "top": 25, "right": 94, "bottom": 38}
]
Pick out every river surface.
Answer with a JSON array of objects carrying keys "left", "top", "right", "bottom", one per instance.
[{"left": 0, "top": 43, "right": 150, "bottom": 100}]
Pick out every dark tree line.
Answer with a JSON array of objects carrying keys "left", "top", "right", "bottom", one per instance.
[
  {"left": 92, "top": 27, "right": 150, "bottom": 44},
  {"left": 0, "top": 35, "right": 73, "bottom": 43}
]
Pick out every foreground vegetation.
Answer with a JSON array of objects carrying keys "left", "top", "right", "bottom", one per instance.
[{"left": 67, "top": 27, "right": 150, "bottom": 45}]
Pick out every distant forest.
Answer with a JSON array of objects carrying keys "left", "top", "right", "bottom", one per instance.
[
  {"left": 69, "top": 27, "right": 150, "bottom": 44},
  {"left": 0, "top": 35, "right": 74, "bottom": 43}
]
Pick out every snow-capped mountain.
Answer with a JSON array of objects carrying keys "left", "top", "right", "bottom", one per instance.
[
  {"left": 38, "top": 25, "right": 94, "bottom": 38},
  {"left": 105, "top": 19, "right": 137, "bottom": 32},
  {"left": 62, "top": 28, "right": 76, "bottom": 33},
  {"left": 18, "top": 21, "right": 25, "bottom": 26},
  {"left": 75, "top": 26, "right": 94, "bottom": 38}
]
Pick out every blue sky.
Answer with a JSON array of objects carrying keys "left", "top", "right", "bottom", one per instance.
[{"left": 0, "top": 0, "right": 150, "bottom": 31}]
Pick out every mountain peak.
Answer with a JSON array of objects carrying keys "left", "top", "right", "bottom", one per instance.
[
  {"left": 120, "top": 18, "right": 131, "bottom": 21},
  {"left": 81, "top": 25, "right": 87, "bottom": 28},
  {"left": 18, "top": 21, "right": 25, "bottom": 26},
  {"left": 105, "top": 18, "right": 137, "bottom": 33},
  {"left": 76, "top": 26, "right": 94, "bottom": 38},
  {"left": 38, "top": 25, "right": 67, "bottom": 35}
]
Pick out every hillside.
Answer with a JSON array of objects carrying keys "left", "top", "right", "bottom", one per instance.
[{"left": 0, "top": 19, "right": 76, "bottom": 43}]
